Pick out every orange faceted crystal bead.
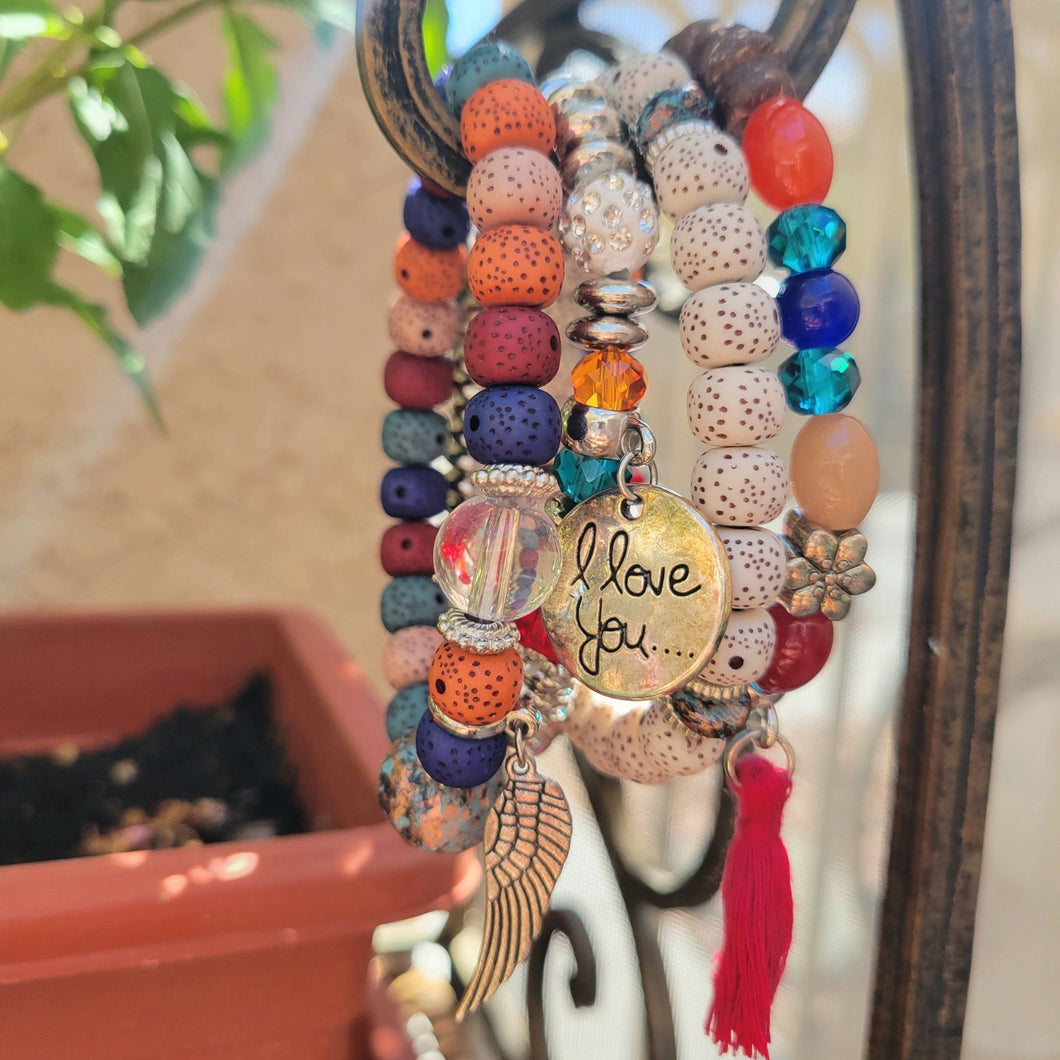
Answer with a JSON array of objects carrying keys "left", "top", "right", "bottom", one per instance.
[{"left": 571, "top": 347, "right": 647, "bottom": 410}]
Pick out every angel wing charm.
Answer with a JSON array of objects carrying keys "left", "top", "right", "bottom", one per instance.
[{"left": 456, "top": 752, "right": 572, "bottom": 1020}]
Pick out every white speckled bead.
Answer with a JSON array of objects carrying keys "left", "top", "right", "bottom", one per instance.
[
  {"left": 719, "top": 527, "right": 787, "bottom": 609},
  {"left": 608, "top": 705, "right": 673, "bottom": 784},
  {"left": 691, "top": 446, "right": 787, "bottom": 526},
  {"left": 608, "top": 53, "right": 691, "bottom": 124},
  {"left": 466, "top": 148, "right": 564, "bottom": 233},
  {"left": 686, "top": 366, "right": 785, "bottom": 446},
  {"left": 387, "top": 294, "right": 461, "bottom": 357},
  {"left": 639, "top": 701, "right": 723, "bottom": 777},
  {"left": 558, "top": 171, "right": 658, "bottom": 276},
  {"left": 383, "top": 625, "right": 443, "bottom": 690},
  {"left": 653, "top": 129, "right": 749, "bottom": 220},
  {"left": 566, "top": 696, "right": 624, "bottom": 776},
  {"left": 679, "top": 283, "right": 781, "bottom": 369},
  {"left": 670, "top": 203, "right": 767, "bottom": 292},
  {"left": 700, "top": 607, "right": 777, "bottom": 686}
]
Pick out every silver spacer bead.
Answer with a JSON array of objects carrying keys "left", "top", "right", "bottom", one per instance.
[
  {"left": 643, "top": 119, "right": 716, "bottom": 173},
  {"left": 555, "top": 105, "right": 625, "bottom": 160},
  {"left": 566, "top": 315, "right": 649, "bottom": 351},
  {"left": 545, "top": 78, "right": 611, "bottom": 112},
  {"left": 561, "top": 400, "right": 657, "bottom": 465},
  {"left": 519, "top": 651, "right": 578, "bottom": 726},
  {"left": 428, "top": 696, "right": 510, "bottom": 739},
  {"left": 437, "top": 609, "right": 520, "bottom": 653},
  {"left": 574, "top": 279, "right": 658, "bottom": 317},
  {"left": 560, "top": 140, "right": 636, "bottom": 190},
  {"left": 468, "top": 464, "right": 559, "bottom": 500}
]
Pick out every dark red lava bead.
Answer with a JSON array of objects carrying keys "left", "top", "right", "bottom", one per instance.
[
  {"left": 756, "top": 602, "right": 834, "bottom": 694},
  {"left": 464, "top": 306, "right": 562, "bottom": 387},
  {"left": 383, "top": 351, "right": 453, "bottom": 410},
  {"left": 380, "top": 521, "right": 438, "bottom": 577}
]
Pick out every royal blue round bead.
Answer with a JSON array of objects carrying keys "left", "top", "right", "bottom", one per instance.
[
  {"left": 777, "top": 268, "right": 860, "bottom": 349},
  {"left": 445, "top": 41, "right": 534, "bottom": 117},
  {"left": 386, "top": 682, "right": 430, "bottom": 740},
  {"left": 380, "top": 466, "right": 448, "bottom": 519},
  {"left": 778, "top": 347, "right": 861, "bottom": 415},
  {"left": 380, "top": 575, "right": 448, "bottom": 633},
  {"left": 382, "top": 408, "right": 451, "bottom": 464},
  {"left": 415, "top": 710, "right": 507, "bottom": 788},
  {"left": 403, "top": 178, "right": 470, "bottom": 249},
  {"left": 767, "top": 204, "right": 847, "bottom": 273},
  {"left": 463, "top": 385, "right": 561, "bottom": 466}
]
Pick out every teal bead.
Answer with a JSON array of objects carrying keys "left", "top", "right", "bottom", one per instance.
[
  {"left": 382, "top": 409, "right": 450, "bottom": 464},
  {"left": 380, "top": 575, "right": 448, "bottom": 633},
  {"left": 554, "top": 449, "right": 630, "bottom": 504},
  {"left": 445, "top": 41, "right": 534, "bottom": 117},
  {"left": 779, "top": 347, "right": 861, "bottom": 415},
  {"left": 767, "top": 204, "right": 847, "bottom": 273},
  {"left": 386, "top": 683, "right": 430, "bottom": 740}
]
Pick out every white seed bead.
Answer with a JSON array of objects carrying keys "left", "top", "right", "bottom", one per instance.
[
  {"left": 679, "top": 283, "right": 781, "bottom": 369},
  {"left": 653, "top": 129, "right": 749, "bottom": 221},
  {"left": 466, "top": 147, "right": 564, "bottom": 232},
  {"left": 686, "top": 366, "right": 785, "bottom": 446},
  {"left": 719, "top": 528, "right": 787, "bottom": 609},
  {"left": 608, "top": 53, "right": 691, "bottom": 124},
  {"left": 382, "top": 626, "right": 443, "bottom": 690},
  {"left": 639, "top": 701, "right": 723, "bottom": 777},
  {"left": 691, "top": 446, "right": 787, "bottom": 526},
  {"left": 700, "top": 607, "right": 777, "bottom": 686},
  {"left": 608, "top": 705, "right": 672, "bottom": 784},
  {"left": 670, "top": 203, "right": 767, "bottom": 292}
]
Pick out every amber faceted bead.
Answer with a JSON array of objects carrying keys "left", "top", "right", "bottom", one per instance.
[
  {"left": 393, "top": 234, "right": 467, "bottom": 303},
  {"left": 429, "top": 641, "right": 524, "bottom": 726},
  {"left": 742, "top": 97, "right": 833, "bottom": 210},
  {"left": 570, "top": 347, "right": 647, "bottom": 411}
]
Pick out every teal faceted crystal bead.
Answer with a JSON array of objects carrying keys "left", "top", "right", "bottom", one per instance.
[
  {"left": 779, "top": 347, "right": 861, "bottom": 415},
  {"left": 554, "top": 449, "right": 629, "bottom": 504},
  {"left": 767, "top": 204, "right": 847, "bottom": 273}
]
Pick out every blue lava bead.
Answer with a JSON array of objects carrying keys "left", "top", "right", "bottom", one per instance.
[
  {"left": 776, "top": 268, "right": 860, "bottom": 349},
  {"left": 463, "top": 385, "right": 561, "bottom": 466},
  {"left": 415, "top": 709, "right": 508, "bottom": 788},
  {"left": 382, "top": 408, "right": 451, "bottom": 464},
  {"left": 380, "top": 575, "right": 448, "bottom": 633},
  {"left": 767, "top": 204, "right": 846, "bottom": 273},
  {"left": 445, "top": 41, "right": 535, "bottom": 117},
  {"left": 381, "top": 466, "right": 449, "bottom": 519},
  {"left": 386, "top": 683, "right": 430, "bottom": 740},
  {"left": 403, "top": 178, "right": 470, "bottom": 249}
]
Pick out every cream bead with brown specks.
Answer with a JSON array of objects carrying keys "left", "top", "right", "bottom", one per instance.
[
  {"left": 653, "top": 128, "right": 749, "bottom": 220},
  {"left": 383, "top": 626, "right": 443, "bottom": 690},
  {"left": 670, "top": 203, "right": 767, "bottom": 291},
  {"left": 466, "top": 147, "right": 564, "bottom": 232},
  {"left": 567, "top": 696, "right": 625, "bottom": 777},
  {"left": 699, "top": 607, "right": 777, "bottom": 686},
  {"left": 608, "top": 52, "right": 691, "bottom": 125},
  {"left": 639, "top": 701, "right": 723, "bottom": 777},
  {"left": 607, "top": 705, "right": 674, "bottom": 784},
  {"left": 387, "top": 294, "right": 461, "bottom": 357},
  {"left": 719, "top": 527, "right": 787, "bottom": 610},
  {"left": 691, "top": 446, "right": 787, "bottom": 526},
  {"left": 686, "top": 366, "right": 785, "bottom": 446},
  {"left": 679, "top": 283, "right": 780, "bottom": 368}
]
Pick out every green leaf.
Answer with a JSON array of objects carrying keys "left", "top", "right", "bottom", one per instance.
[
  {"left": 221, "top": 7, "right": 277, "bottom": 170},
  {"left": 0, "top": 163, "right": 59, "bottom": 308},
  {"left": 0, "top": 0, "right": 65, "bottom": 40},
  {"left": 421, "top": 0, "right": 448, "bottom": 79},
  {"left": 50, "top": 203, "right": 122, "bottom": 274}
]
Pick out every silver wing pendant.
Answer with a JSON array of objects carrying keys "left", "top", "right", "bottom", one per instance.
[{"left": 456, "top": 753, "right": 572, "bottom": 1020}]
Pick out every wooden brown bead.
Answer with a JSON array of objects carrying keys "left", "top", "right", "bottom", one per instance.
[
  {"left": 667, "top": 21, "right": 784, "bottom": 97},
  {"left": 715, "top": 58, "right": 797, "bottom": 138}
]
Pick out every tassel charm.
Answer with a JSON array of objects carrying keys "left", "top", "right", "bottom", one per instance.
[{"left": 708, "top": 716, "right": 795, "bottom": 1058}]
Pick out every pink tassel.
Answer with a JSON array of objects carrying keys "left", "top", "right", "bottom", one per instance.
[{"left": 706, "top": 754, "right": 794, "bottom": 1058}]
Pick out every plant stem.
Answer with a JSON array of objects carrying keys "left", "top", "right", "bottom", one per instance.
[{"left": 126, "top": 0, "right": 219, "bottom": 47}]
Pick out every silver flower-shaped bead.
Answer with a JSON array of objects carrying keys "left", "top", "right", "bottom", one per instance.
[{"left": 780, "top": 510, "right": 876, "bottom": 621}]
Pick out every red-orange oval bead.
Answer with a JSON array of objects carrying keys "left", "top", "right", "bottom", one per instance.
[
  {"left": 742, "top": 96, "right": 833, "bottom": 210},
  {"left": 460, "top": 79, "right": 556, "bottom": 163},
  {"left": 467, "top": 224, "right": 564, "bottom": 308},
  {"left": 429, "top": 641, "right": 524, "bottom": 726},
  {"left": 790, "top": 413, "right": 879, "bottom": 529},
  {"left": 393, "top": 234, "right": 467, "bottom": 303}
]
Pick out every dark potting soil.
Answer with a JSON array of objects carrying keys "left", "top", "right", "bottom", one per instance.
[{"left": 0, "top": 674, "right": 309, "bottom": 865}]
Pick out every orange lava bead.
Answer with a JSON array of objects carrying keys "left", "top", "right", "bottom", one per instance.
[
  {"left": 790, "top": 413, "right": 879, "bottom": 530},
  {"left": 460, "top": 79, "right": 556, "bottom": 163},
  {"left": 393, "top": 234, "right": 467, "bottom": 303},
  {"left": 429, "top": 641, "right": 524, "bottom": 726},
  {"left": 467, "top": 224, "right": 564, "bottom": 308},
  {"left": 742, "top": 96, "right": 833, "bottom": 210}
]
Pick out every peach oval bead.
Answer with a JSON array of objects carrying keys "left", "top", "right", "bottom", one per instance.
[{"left": 790, "top": 413, "right": 879, "bottom": 530}]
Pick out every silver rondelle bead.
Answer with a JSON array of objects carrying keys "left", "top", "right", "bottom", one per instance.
[
  {"left": 555, "top": 105, "right": 625, "bottom": 158},
  {"left": 437, "top": 609, "right": 520, "bottom": 653},
  {"left": 428, "top": 696, "right": 510, "bottom": 739},
  {"left": 574, "top": 279, "right": 658, "bottom": 317},
  {"left": 643, "top": 119, "right": 716, "bottom": 173},
  {"left": 566, "top": 315, "right": 649, "bottom": 351},
  {"left": 561, "top": 400, "right": 657, "bottom": 465},
  {"left": 467, "top": 464, "right": 559, "bottom": 500}
]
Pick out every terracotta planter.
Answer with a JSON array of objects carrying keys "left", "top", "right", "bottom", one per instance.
[{"left": 0, "top": 608, "right": 476, "bottom": 1059}]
